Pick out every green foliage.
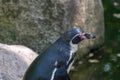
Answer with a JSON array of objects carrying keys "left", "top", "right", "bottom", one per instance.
[
  {"left": 98, "top": 0, "right": 120, "bottom": 80},
  {"left": 99, "top": 54, "right": 120, "bottom": 80},
  {"left": 102, "top": 0, "right": 120, "bottom": 55}
]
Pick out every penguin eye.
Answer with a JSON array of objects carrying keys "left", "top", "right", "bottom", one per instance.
[{"left": 72, "top": 35, "right": 81, "bottom": 44}]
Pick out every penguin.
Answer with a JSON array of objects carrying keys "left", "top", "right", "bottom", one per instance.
[{"left": 23, "top": 27, "right": 95, "bottom": 80}]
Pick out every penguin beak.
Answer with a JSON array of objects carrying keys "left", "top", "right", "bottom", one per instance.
[{"left": 80, "top": 32, "right": 96, "bottom": 40}]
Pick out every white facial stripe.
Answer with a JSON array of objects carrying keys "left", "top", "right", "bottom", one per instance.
[
  {"left": 67, "top": 35, "right": 78, "bottom": 73},
  {"left": 76, "top": 28, "right": 80, "bottom": 33},
  {"left": 71, "top": 34, "right": 80, "bottom": 42}
]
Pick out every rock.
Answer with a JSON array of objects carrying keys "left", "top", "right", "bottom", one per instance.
[
  {"left": 0, "top": 43, "right": 38, "bottom": 80},
  {"left": 0, "top": 0, "right": 104, "bottom": 54},
  {"left": 74, "top": 0, "right": 104, "bottom": 54}
]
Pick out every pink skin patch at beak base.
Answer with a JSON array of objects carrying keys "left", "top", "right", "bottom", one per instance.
[{"left": 80, "top": 33, "right": 86, "bottom": 40}]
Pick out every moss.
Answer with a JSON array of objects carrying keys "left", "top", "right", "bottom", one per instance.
[
  {"left": 0, "top": 15, "right": 37, "bottom": 46},
  {"left": 0, "top": 24, "right": 18, "bottom": 44},
  {"left": 1, "top": 3, "right": 22, "bottom": 19},
  {"left": 2, "top": 0, "right": 19, "bottom": 4},
  {"left": 2, "top": 0, "right": 11, "bottom": 4},
  {"left": 12, "top": 0, "right": 19, "bottom": 3}
]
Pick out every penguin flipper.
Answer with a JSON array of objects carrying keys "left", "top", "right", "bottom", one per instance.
[{"left": 53, "top": 68, "right": 70, "bottom": 80}]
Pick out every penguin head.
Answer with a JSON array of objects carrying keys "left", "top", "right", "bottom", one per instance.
[{"left": 61, "top": 27, "right": 96, "bottom": 45}]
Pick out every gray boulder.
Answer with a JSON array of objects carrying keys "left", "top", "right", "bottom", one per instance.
[
  {"left": 0, "top": 43, "right": 38, "bottom": 80},
  {"left": 0, "top": 0, "right": 104, "bottom": 54}
]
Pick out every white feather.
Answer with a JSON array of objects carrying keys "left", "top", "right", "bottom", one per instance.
[{"left": 67, "top": 39, "right": 78, "bottom": 73}]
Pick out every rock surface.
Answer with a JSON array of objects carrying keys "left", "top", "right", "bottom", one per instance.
[
  {"left": 0, "top": 0, "right": 104, "bottom": 54},
  {"left": 0, "top": 43, "right": 38, "bottom": 80}
]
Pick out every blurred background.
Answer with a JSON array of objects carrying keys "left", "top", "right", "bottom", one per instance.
[
  {"left": 71, "top": 0, "right": 120, "bottom": 80},
  {"left": 0, "top": 0, "right": 120, "bottom": 80},
  {"left": 99, "top": 0, "right": 120, "bottom": 80}
]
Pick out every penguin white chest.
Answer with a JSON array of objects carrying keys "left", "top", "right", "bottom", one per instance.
[{"left": 67, "top": 43, "right": 78, "bottom": 73}]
